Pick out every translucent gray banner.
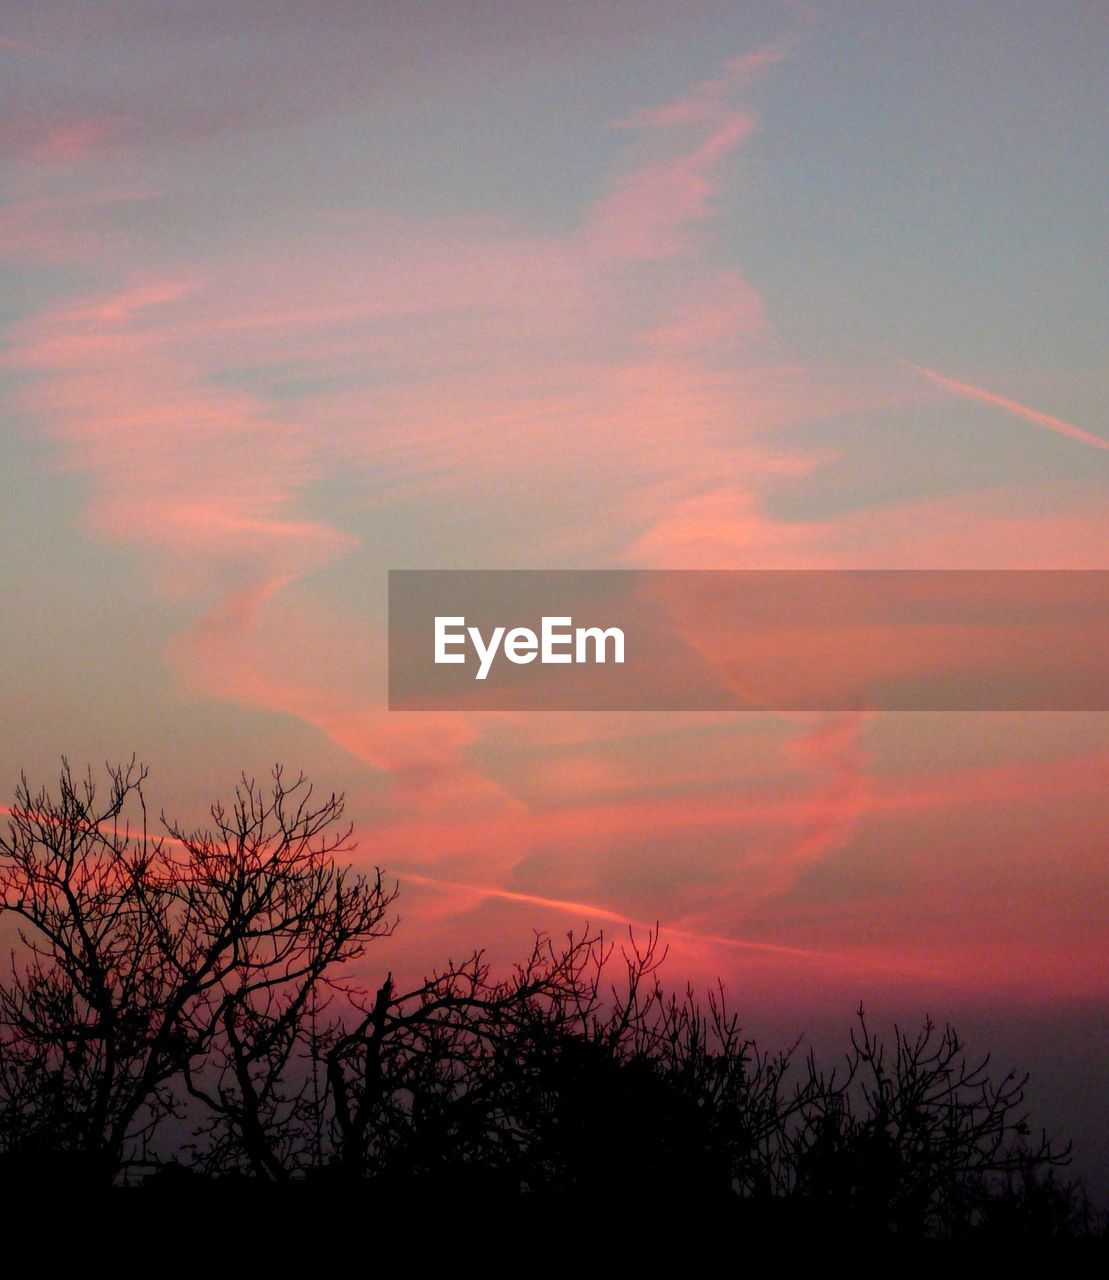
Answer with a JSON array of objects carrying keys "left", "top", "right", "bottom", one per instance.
[{"left": 388, "top": 570, "right": 1108, "bottom": 711}]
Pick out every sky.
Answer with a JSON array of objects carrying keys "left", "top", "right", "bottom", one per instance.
[{"left": 1, "top": 1, "right": 1106, "bottom": 1179}]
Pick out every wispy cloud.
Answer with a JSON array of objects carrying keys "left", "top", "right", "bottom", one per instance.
[
  {"left": 588, "top": 43, "right": 789, "bottom": 262},
  {"left": 6, "top": 32, "right": 1104, "bottom": 1005}
]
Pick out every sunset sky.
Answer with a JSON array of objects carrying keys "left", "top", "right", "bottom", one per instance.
[{"left": 1, "top": 1, "right": 1106, "bottom": 1176}]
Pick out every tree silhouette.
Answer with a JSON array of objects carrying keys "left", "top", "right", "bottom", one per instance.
[
  {"left": 0, "top": 760, "right": 1092, "bottom": 1238},
  {"left": 0, "top": 759, "right": 394, "bottom": 1185},
  {"left": 784, "top": 1008, "right": 1073, "bottom": 1235}
]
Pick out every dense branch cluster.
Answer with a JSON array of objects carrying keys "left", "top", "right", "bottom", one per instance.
[{"left": 0, "top": 762, "right": 1086, "bottom": 1236}]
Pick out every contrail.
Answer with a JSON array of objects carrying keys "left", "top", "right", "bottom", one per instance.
[
  {"left": 399, "top": 870, "right": 899, "bottom": 967},
  {"left": 903, "top": 361, "right": 1108, "bottom": 451},
  {"left": 0, "top": 805, "right": 939, "bottom": 975}
]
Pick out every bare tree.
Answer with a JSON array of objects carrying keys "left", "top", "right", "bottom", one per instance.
[
  {"left": 0, "top": 760, "right": 1082, "bottom": 1233},
  {"left": 0, "top": 759, "right": 395, "bottom": 1185},
  {"left": 311, "top": 927, "right": 808, "bottom": 1198},
  {"left": 308, "top": 948, "right": 1073, "bottom": 1220},
  {"left": 317, "top": 928, "right": 618, "bottom": 1186},
  {"left": 788, "top": 1005, "right": 1072, "bottom": 1235}
]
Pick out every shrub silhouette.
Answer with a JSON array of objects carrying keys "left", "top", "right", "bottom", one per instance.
[{"left": 0, "top": 761, "right": 1091, "bottom": 1237}]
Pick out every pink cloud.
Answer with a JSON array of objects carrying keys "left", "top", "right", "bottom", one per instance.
[
  {"left": 7, "top": 41, "right": 1104, "bottom": 1008},
  {"left": 1, "top": 114, "right": 120, "bottom": 164},
  {"left": 587, "top": 45, "right": 790, "bottom": 261},
  {"left": 6, "top": 277, "right": 354, "bottom": 601}
]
